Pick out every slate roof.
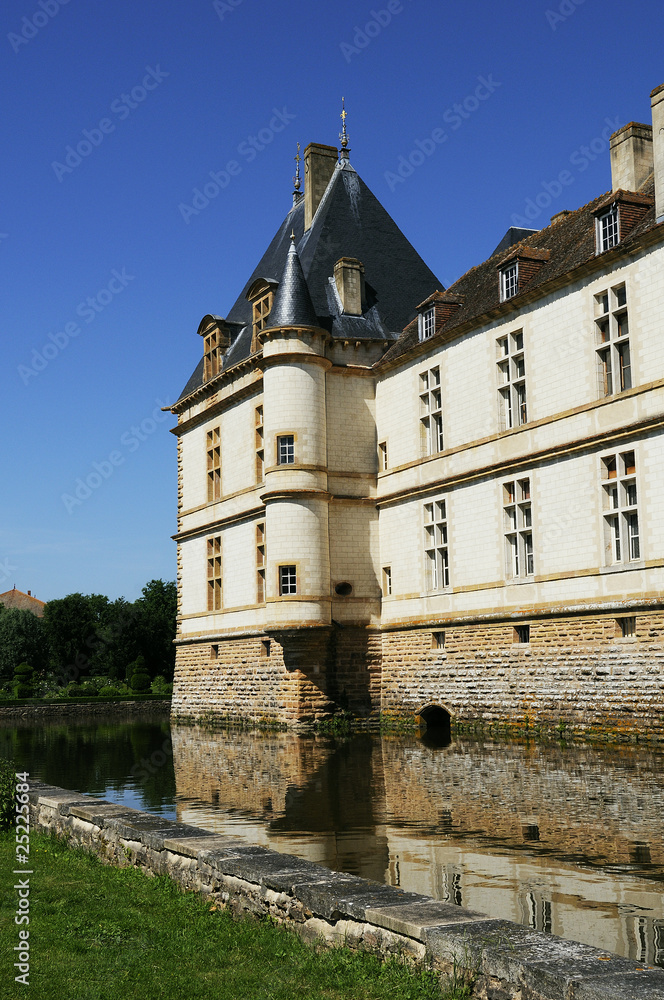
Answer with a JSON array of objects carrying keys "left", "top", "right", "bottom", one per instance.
[
  {"left": 177, "top": 156, "right": 442, "bottom": 402},
  {"left": 0, "top": 588, "right": 45, "bottom": 617},
  {"left": 381, "top": 175, "right": 658, "bottom": 368},
  {"left": 266, "top": 237, "right": 318, "bottom": 329}
]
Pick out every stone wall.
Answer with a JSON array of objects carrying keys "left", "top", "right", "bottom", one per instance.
[
  {"left": 27, "top": 781, "right": 664, "bottom": 1000},
  {"left": 381, "top": 610, "right": 664, "bottom": 741},
  {"left": 172, "top": 625, "right": 383, "bottom": 725},
  {"left": 172, "top": 631, "right": 334, "bottom": 725}
]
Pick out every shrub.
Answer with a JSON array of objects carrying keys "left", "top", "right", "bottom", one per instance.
[
  {"left": 67, "top": 684, "right": 87, "bottom": 697},
  {"left": 14, "top": 684, "right": 33, "bottom": 699},
  {"left": 150, "top": 675, "right": 173, "bottom": 696},
  {"left": 130, "top": 672, "right": 151, "bottom": 693},
  {"left": 98, "top": 686, "right": 122, "bottom": 698},
  {"left": 0, "top": 758, "right": 17, "bottom": 831}
]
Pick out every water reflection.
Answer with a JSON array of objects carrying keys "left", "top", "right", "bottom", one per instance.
[{"left": 2, "top": 713, "right": 664, "bottom": 966}]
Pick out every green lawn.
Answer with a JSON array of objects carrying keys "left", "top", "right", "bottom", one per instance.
[{"left": 0, "top": 831, "right": 471, "bottom": 999}]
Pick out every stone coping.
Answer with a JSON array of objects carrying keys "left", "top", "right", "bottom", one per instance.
[{"left": 27, "top": 781, "right": 664, "bottom": 1000}]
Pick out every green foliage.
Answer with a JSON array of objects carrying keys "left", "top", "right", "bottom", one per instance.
[
  {"left": 150, "top": 675, "right": 173, "bottom": 696},
  {"left": 0, "top": 758, "right": 17, "bottom": 831},
  {"left": 98, "top": 685, "right": 124, "bottom": 697},
  {"left": 133, "top": 580, "right": 177, "bottom": 681},
  {"left": 0, "top": 609, "right": 48, "bottom": 679},
  {"left": 14, "top": 662, "right": 33, "bottom": 677}
]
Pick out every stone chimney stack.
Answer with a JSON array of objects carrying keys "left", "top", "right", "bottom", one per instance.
[
  {"left": 651, "top": 84, "right": 664, "bottom": 222},
  {"left": 610, "top": 122, "right": 653, "bottom": 192},
  {"left": 304, "top": 143, "right": 337, "bottom": 230},
  {"left": 334, "top": 258, "right": 364, "bottom": 315}
]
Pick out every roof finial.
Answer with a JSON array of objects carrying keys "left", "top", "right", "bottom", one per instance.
[
  {"left": 292, "top": 141, "right": 302, "bottom": 204},
  {"left": 339, "top": 97, "right": 350, "bottom": 160}
]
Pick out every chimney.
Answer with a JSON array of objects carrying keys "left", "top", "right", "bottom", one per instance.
[
  {"left": 27, "top": 590, "right": 31, "bottom": 596},
  {"left": 304, "top": 143, "right": 337, "bottom": 230},
  {"left": 334, "top": 258, "right": 364, "bottom": 315},
  {"left": 651, "top": 84, "right": 664, "bottom": 222},
  {"left": 610, "top": 122, "right": 653, "bottom": 192}
]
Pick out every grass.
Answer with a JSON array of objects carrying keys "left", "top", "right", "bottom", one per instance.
[{"left": 0, "top": 831, "right": 472, "bottom": 1000}]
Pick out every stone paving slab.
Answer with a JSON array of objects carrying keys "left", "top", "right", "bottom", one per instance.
[
  {"left": 365, "top": 899, "right": 489, "bottom": 938},
  {"left": 294, "top": 875, "right": 427, "bottom": 922},
  {"left": 162, "top": 834, "right": 245, "bottom": 858},
  {"left": 574, "top": 969, "right": 664, "bottom": 999},
  {"left": 69, "top": 802, "right": 137, "bottom": 825}
]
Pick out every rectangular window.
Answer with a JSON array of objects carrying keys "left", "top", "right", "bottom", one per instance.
[
  {"left": 514, "top": 624, "right": 530, "bottom": 644},
  {"left": 497, "top": 330, "right": 527, "bottom": 429},
  {"left": 595, "top": 284, "right": 631, "bottom": 396},
  {"left": 503, "top": 478, "right": 533, "bottom": 579},
  {"left": 279, "top": 565, "right": 297, "bottom": 595},
  {"left": 204, "top": 329, "right": 221, "bottom": 381},
  {"left": 424, "top": 498, "right": 450, "bottom": 591},
  {"left": 206, "top": 426, "right": 221, "bottom": 502},
  {"left": 601, "top": 450, "right": 640, "bottom": 564},
  {"left": 419, "top": 365, "right": 444, "bottom": 455},
  {"left": 252, "top": 291, "right": 273, "bottom": 339},
  {"left": 596, "top": 205, "right": 619, "bottom": 253},
  {"left": 418, "top": 306, "right": 435, "bottom": 341},
  {"left": 382, "top": 566, "right": 392, "bottom": 596},
  {"left": 500, "top": 261, "right": 519, "bottom": 301},
  {"left": 207, "top": 535, "right": 222, "bottom": 611},
  {"left": 277, "top": 434, "right": 295, "bottom": 465},
  {"left": 378, "top": 441, "right": 388, "bottom": 470},
  {"left": 256, "top": 521, "right": 266, "bottom": 603},
  {"left": 431, "top": 631, "right": 445, "bottom": 649},
  {"left": 616, "top": 616, "right": 636, "bottom": 638},
  {"left": 255, "top": 406, "right": 264, "bottom": 482}
]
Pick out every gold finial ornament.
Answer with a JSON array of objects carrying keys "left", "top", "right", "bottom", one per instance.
[
  {"left": 293, "top": 142, "right": 301, "bottom": 191},
  {"left": 339, "top": 97, "right": 350, "bottom": 158}
]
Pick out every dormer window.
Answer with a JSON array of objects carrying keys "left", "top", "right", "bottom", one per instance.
[
  {"left": 246, "top": 278, "right": 278, "bottom": 352},
  {"left": 418, "top": 306, "right": 435, "bottom": 341},
  {"left": 204, "top": 329, "right": 222, "bottom": 381},
  {"left": 197, "top": 315, "right": 231, "bottom": 382},
  {"left": 596, "top": 204, "right": 619, "bottom": 253},
  {"left": 500, "top": 261, "right": 519, "bottom": 301}
]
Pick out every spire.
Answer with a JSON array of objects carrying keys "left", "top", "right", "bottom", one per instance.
[
  {"left": 266, "top": 234, "right": 318, "bottom": 329},
  {"left": 339, "top": 97, "right": 350, "bottom": 160},
  {"left": 292, "top": 141, "right": 302, "bottom": 205}
]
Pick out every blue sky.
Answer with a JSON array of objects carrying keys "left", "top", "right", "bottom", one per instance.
[{"left": 2, "top": 0, "right": 662, "bottom": 603}]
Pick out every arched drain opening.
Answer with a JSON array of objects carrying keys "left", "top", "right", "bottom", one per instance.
[{"left": 418, "top": 705, "right": 452, "bottom": 747}]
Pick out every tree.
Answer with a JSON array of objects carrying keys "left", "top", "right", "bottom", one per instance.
[
  {"left": 0, "top": 610, "right": 48, "bottom": 680},
  {"left": 133, "top": 580, "right": 177, "bottom": 680},
  {"left": 42, "top": 593, "right": 111, "bottom": 680}
]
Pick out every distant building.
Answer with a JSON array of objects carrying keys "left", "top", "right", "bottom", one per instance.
[
  {"left": 170, "top": 84, "right": 664, "bottom": 739},
  {"left": 0, "top": 588, "right": 45, "bottom": 617}
]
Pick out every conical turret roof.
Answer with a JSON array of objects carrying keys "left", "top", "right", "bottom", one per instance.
[{"left": 266, "top": 236, "right": 318, "bottom": 329}]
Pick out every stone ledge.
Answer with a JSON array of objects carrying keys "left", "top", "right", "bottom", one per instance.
[{"left": 26, "top": 782, "right": 664, "bottom": 1000}]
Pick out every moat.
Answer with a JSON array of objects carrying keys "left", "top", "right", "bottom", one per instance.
[{"left": 3, "top": 713, "right": 663, "bottom": 967}]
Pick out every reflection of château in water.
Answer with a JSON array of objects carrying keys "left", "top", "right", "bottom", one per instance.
[{"left": 171, "top": 727, "right": 664, "bottom": 965}]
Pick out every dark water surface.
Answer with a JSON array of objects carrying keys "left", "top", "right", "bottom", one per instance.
[{"left": 2, "top": 713, "right": 663, "bottom": 966}]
